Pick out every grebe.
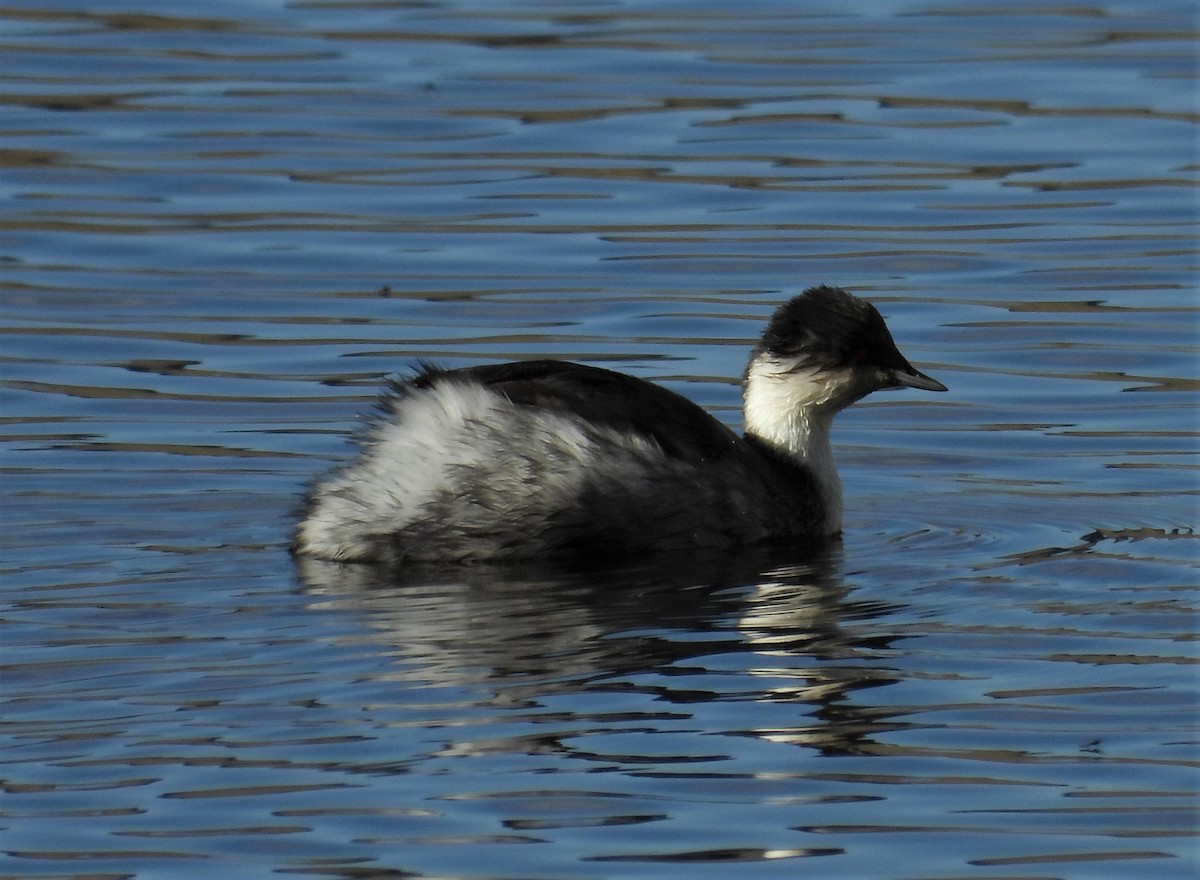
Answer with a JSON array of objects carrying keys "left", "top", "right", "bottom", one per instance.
[{"left": 293, "top": 286, "right": 946, "bottom": 564}]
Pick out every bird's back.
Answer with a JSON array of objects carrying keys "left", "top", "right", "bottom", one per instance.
[{"left": 411, "top": 360, "right": 743, "bottom": 463}]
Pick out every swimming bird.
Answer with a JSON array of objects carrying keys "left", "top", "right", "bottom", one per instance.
[{"left": 293, "top": 285, "right": 946, "bottom": 564}]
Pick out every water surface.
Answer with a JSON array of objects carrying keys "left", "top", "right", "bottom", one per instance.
[{"left": 1, "top": 1, "right": 1196, "bottom": 878}]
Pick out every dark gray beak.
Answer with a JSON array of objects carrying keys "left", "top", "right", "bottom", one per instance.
[{"left": 891, "top": 365, "right": 948, "bottom": 392}]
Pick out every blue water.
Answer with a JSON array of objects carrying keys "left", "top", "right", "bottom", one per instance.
[{"left": 1, "top": 2, "right": 1196, "bottom": 878}]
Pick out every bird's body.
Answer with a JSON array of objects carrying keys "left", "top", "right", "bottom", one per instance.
[{"left": 293, "top": 286, "right": 945, "bottom": 565}]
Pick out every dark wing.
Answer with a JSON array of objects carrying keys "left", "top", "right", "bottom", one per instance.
[{"left": 404, "top": 359, "right": 743, "bottom": 463}]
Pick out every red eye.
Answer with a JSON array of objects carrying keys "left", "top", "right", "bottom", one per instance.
[{"left": 853, "top": 349, "right": 870, "bottom": 363}]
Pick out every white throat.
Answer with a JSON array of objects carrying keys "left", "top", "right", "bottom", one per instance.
[{"left": 743, "top": 357, "right": 848, "bottom": 533}]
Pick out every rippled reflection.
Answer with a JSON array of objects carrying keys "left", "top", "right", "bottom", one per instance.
[{"left": 298, "top": 549, "right": 905, "bottom": 759}]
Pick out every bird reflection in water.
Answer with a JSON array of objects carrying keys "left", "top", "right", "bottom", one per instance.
[{"left": 295, "top": 548, "right": 904, "bottom": 759}]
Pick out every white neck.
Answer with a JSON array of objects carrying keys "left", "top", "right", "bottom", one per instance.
[{"left": 743, "top": 358, "right": 846, "bottom": 533}]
